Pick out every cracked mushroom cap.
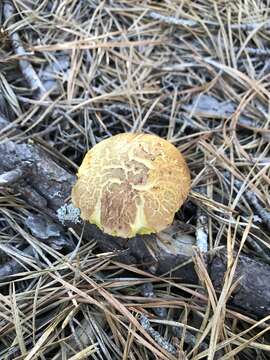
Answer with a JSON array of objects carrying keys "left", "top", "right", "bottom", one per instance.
[{"left": 72, "top": 133, "right": 191, "bottom": 238}]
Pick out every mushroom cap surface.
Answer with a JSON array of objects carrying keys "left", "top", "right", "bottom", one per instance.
[{"left": 72, "top": 133, "right": 190, "bottom": 238}]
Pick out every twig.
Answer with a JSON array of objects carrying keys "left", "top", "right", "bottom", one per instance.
[
  {"left": 148, "top": 11, "right": 270, "bottom": 31},
  {"left": 235, "top": 47, "right": 270, "bottom": 57},
  {"left": 139, "top": 314, "right": 176, "bottom": 355},
  {"left": 245, "top": 191, "right": 270, "bottom": 230},
  {"left": 230, "top": 22, "right": 270, "bottom": 31},
  {"left": 3, "top": 0, "right": 47, "bottom": 98},
  {"left": 148, "top": 11, "right": 203, "bottom": 28}
]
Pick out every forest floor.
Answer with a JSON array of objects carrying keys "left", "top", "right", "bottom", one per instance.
[{"left": 0, "top": 1, "right": 270, "bottom": 359}]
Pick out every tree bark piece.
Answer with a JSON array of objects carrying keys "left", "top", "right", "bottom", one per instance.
[{"left": 209, "top": 252, "right": 270, "bottom": 318}]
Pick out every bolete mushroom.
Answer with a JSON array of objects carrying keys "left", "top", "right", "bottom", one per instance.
[{"left": 72, "top": 133, "right": 190, "bottom": 238}]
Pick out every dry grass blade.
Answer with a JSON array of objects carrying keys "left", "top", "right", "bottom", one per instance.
[{"left": 67, "top": 343, "right": 97, "bottom": 360}]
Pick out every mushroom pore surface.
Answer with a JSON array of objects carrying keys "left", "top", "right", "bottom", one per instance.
[{"left": 71, "top": 133, "right": 190, "bottom": 238}]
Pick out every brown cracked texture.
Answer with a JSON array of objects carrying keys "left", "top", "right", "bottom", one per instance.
[{"left": 72, "top": 133, "right": 191, "bottom": 238}]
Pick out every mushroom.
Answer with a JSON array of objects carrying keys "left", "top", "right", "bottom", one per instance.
[{"left": 72, "top": 133, "right": 190, "bottom": 238}]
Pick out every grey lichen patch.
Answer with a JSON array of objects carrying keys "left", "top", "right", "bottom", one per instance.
[{"left": 57, "top": 203, "right": 81, "bottom": 224}]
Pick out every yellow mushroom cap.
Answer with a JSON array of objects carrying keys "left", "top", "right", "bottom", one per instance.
[{"left": 71, "top": 133, "right": 191, "bottom": 238}]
